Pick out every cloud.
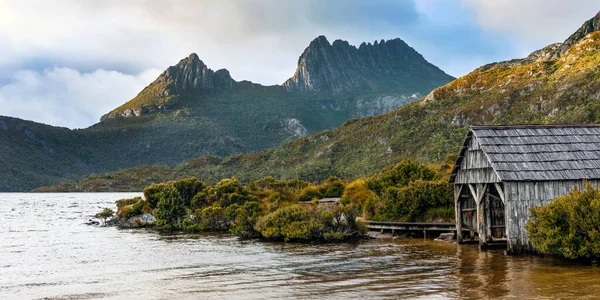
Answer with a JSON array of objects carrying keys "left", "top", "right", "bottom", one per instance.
[
  {"left": 1, "top": 0, "right": 598, "bottom": 128},
  {"left": 0, "top": 67, "right": 160, "bottom": 129},
  {"left": 462, "top": 0, "right": 600, "bottom": 50}
]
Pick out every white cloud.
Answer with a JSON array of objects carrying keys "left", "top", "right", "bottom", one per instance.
[
  {"left": 0, "top": 67, "right": 160, "bottom": 129},
  {"left": 462, "top": 0, "right": 600, "bottom": 47}
]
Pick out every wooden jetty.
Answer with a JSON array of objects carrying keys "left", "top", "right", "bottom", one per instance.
[{"left": 365, "top": 221, "right": 464, "bottom": 239}]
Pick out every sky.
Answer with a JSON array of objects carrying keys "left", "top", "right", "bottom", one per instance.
[{"left": 1, "top": 0, "right": 599, "bottom": 129}]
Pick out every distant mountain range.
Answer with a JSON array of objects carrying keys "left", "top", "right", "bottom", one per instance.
[
  {"left": 0, "top": 35, "right": 454, "bottom": 191},
  {"left": 33, "top": 11, "right": 600, "bottom": 192}
]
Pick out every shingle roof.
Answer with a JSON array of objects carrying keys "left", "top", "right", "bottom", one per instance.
[{"left": 469, "top": 125, "right": 600, "bottom": 181}]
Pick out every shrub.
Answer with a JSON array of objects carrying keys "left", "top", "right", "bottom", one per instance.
[
  {"left": 376, "top": 180, "right": 453, "bottom": 222},
  {"left": 145, "top": 178, "right": 205, "bottom": 208},
  {"left": 200, "top": 204, "right": 228, "bottom": 231},
  {"left": 342, "top": 179, "right": 379, "bottom": 219},
  {"left": 321, "top": 176, "right": 345, "bottom": 198},
  {"left": 155, "top": 187, "right": 187, "bottom": 230},
  {"left": 191, "top": 178, "right": 253, "bottom": 208},
  {"left": 298, "top": 185, "right": 323, "bottom": 202},
  {"left": 526, "top": 184, "right": 600, "bottom": 260},
  {"left": 115, "top": 197, "right": 146, "bottom": 219},
  {"left": 255, "top": 205, "right": 325, "bottom": 241},
  {"left": 143, "top": 183, "right": 171, "bottom": 208},
  {"left": 172, "top": 177, "right": 206, "bottom": 206},
  {"left": 366, "top": 160, "right": 438, "bottom": 196},
  {"left": 95, "top": 208, "right": 115, "bottom": 225},
  {"left": 229, "top": 201, "right": 262, "bottom": 238}
]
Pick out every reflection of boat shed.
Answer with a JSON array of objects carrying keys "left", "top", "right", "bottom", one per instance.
[{"left": 450, "top": 125, "right": 600, "bottom": 253}]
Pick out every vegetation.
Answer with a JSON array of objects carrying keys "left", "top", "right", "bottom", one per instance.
[
  {"left": 34, "top": 29, "right": 600, "bottom": 194},
  {"left": 94, "top": 208, "right": 114, "bottom": 225},
  {"left": 102, "top": 159, "right": 453, "bottom": 243},
  {"left": 526, "top": 184, "right": 600, "bottom": 261}
]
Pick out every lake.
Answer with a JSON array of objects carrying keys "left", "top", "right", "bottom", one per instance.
[{"left": 1, "top": 193, "right": 599, "bottom": 299}]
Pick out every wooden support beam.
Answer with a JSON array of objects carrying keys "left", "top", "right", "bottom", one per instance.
[
  {"left": 468, "top": 184, "right": 478, "bottom": 203},
  {"left": 454, "top": 185, "right": 463, "bottom": 242},
  {"left": 494, "top": 183, "right": 506, "bottom": 205},
  {"left": 476, "top": 184, "right": 487, "bottom": 204}
]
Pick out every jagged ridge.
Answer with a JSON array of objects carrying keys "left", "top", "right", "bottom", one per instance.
[{"left": 283, "top": 36, "right": 454, "bottom": 94}]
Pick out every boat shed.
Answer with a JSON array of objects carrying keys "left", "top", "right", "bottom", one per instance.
[{"left": 450, "top": 125, "right": 600, "bottom": 253}]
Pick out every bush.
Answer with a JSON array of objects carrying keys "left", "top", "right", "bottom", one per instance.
[
  {"left": 200, "top": 204, "right": 228, "bottom": 231},
  {"left": 191, "top": 178, "right": 253, "bottom": 208},
  {"left": 255, "top": 205, "right": 326, "bottom": 241},
  {"left": 297, "top": 177, "right": 346, "bottom": 202},
  {"left": 145, "top": 178, "right": 205, "bottom": 208},
  {"left": 229, "top": 201, "right": 262, "bottom": 238},
  {"left": 377, "top": 180, "right": 453, "bottom": 222},
  {"left": 366, "top": 160, "right": 438, "bottom": 196},
  {"left": 254, "top": 203, "right": 364, "bottom": 242},
  {"left": 143, "top": 183, "right": 171, "bottom": 208},
  {"left": 342, "top": 179, "right": 379, "bottom": 219},
  {"left": 95, "top": 208, "right": 114, "bottom": 225},
  {"left": 526, "top": 184, "right": 600, "bottom": 260},
  {"left": 155, "top": 186, "right": 187, "bottom": 230},
  {"left": 298, "top": 185, "right": 323, "bottom": 202},
  {"left": 115, "top": 197, "right": 147, "bottom": 219},
  {"left": 172, "top": 177, "right": 206, "bottom": 206}
]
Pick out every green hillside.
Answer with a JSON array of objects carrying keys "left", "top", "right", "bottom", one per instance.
[
  {"left": 2, "top": 36, "right": 452, "bottom": 191},
  {"left": 34, "top": 13, "right": 600, "bottom": 192}
]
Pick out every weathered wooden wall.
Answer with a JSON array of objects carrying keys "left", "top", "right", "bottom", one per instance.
[
  {"left": 504, "top": 180, "right": 600, "bottom": 253},
  {"left": 454, "top": 136, "right": 501, "bottom": 184}
]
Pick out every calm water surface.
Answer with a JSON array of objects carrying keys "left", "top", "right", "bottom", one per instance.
[{"left": 1, "top": 193, "right": 599, "bottom": 299}]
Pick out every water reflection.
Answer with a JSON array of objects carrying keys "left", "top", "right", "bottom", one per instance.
[{"left": 1, "top": 193, "right": 599, "bottom": 299}]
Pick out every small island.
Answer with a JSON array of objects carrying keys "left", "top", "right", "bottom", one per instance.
[{"left": 98, "top": 160, "right": 454, "bottom": 242}]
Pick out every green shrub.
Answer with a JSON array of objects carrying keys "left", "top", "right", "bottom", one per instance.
[
  {"left": 155, "top": 186, "right": 187, "bottom": 230},
  {"left": 191, "top": 178, "right": 253, "bottom": 209},
  {"left": 229, "top": 201, "right": 262, "bottom": 238},
  {"left": 526, "top": 184, "right": 600, "bottom": 260},
  {"left": 172, "top": 177, "right": 206, "bottom": 206},
  {"left": 342, "top": 179, "right": 380, "bottom": 219},
  {"left": 95, "top": 208, "right": 115, "bottom": 225},
  {"left": 200, "top": 204, "right": 228, "bottom": 231},
  {"left": 145, "top": 178, "right": 205, "bottom": 208},
  {"left": 255, "top": 205, "right": 325, "bottom": 241},
  {"left": 143, "top": 183, "right": 171, "bottom": 208},
  {"left": 376, "top": 180, "right": 453, "bottom": 222},
  {"left": 366, "top": 160, "right": 438, "bottom": 196},
  {"left": 115, "top": 197, "right": 146, "bottom": 219},
  {"left": 298, "top": 185, "right": 323, "bottom": 202}
]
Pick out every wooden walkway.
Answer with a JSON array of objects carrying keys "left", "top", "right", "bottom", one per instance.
[{"left": 365, "top": 221, "right": 461, "bottom": 238}]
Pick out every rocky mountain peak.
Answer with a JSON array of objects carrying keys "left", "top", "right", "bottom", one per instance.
[
  {"left": 283, "top": 36, "right": 453, "bottom": 95},
  {"left": 552, "top": 10, "right": 600, "bottom": 58},
  {"left": 154, "top": 53, "right": 236, "bottom": 96}
]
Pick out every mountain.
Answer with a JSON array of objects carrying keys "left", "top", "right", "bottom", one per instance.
[
  {"left": 1, "top": 36, "right": 453, "bottom": 191},
  {"left": 282, "top": 36, "right": 452, "bottom": 94},
  {"left": 33, "top": 10, "right": 600, "bottom": 192}
]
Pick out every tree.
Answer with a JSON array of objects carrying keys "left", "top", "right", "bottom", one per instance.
[
  {"left": 155, "top": 187, "right": 187, "bottom": 230},
  {"left": 95, "top": 208, "right": 114, "bottom": 225}
]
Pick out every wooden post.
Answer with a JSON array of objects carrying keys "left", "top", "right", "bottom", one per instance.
[
  {"left": 476, "top": 184, "right": 488, "bottom": 247},
  {"left": 391, "top": 229, "right": 395, "bottom": 237},
  {"left": 423, "top": 230, "right": 427, "bottom": 240},
  {"left": 454, "top": 184, "right": 463, "bottom": 242}
]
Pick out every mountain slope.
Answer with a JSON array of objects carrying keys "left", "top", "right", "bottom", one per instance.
[
  {"left": 282, "top": 36, "right": 453, "bottom": 94},
  {"left": 2, "top": 36, "right": 452, "bottom": 191},
  {"left": 34, "top": 10, "right": 600, "bottom": 192}
]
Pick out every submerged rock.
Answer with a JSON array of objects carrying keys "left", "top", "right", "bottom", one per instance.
[{"left": 106, "top": 213, "right": 156, "bottom": 228}]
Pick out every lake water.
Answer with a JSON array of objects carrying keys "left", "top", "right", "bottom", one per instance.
[{"left": 1, "top": 193, "right": 600, "bottom": 299}]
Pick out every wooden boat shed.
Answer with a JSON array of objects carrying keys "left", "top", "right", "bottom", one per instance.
[{"left": 450, "top": 125, "right": 600, "bottom": 253}]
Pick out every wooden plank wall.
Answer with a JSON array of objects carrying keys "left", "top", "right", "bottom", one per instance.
[
  {"left": 505, "top": 180, "right": 600, "bottom": 253},
  {"left": 455, "top": 136, "right": 501, "bottom": 184}
]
